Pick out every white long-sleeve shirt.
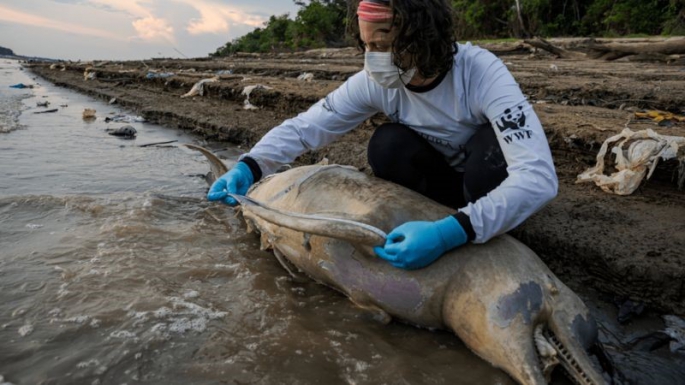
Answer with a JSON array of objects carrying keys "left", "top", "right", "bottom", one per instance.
[{"left": 242, "top": 42, "right": 558, "bottom": 243}]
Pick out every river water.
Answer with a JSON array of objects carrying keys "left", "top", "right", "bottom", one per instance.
[{"left": 0, "top": 60, "right": 683, "bottom": 385}]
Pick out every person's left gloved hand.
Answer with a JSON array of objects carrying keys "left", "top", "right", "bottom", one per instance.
[{"left": 374, "top": 216, "right": 467, "bottom": 270}]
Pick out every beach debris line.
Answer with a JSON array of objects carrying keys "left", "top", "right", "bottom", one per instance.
[
  {"left": 180, "top": 77, "right": 218, "bottom": 98},
  {"left": 106, "top": 125, "right": 137, "bottom": 139},
  {"left": 576, "top": 128, "right": 685, "bottom": 194},
  {"left": 242, "top": 84, "right": 273, "bottom": 110},
  {"left": 82, "top": 108, "right": 96, "bottom": 120}
]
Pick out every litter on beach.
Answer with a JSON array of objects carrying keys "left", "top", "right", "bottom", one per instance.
[
  {"left": 242, "top": 84, "right": 273, "bottom": 110},
  {"left": 180, "top": 77, "right": 218, "bottom": 98},
  {"left": 297, "top": 72, "right": 314, "bottom": 82},
  {"left": 146, "top": 72, "right": 175, "bottom": 79},
  {"left": 9, "top": 83, "right": 33, "bottom": 89},
  {"left": 82, "top": 108, "right": 97, "bottom": 120},
  {"left": 104, "top": 114, "right": 146, "bottom": 123},
  {"left": 576, "top": 128, "right": 685, "bottom": 195},
  {"left": 33, "top": 109, "right": 58, "bottom": 114}
]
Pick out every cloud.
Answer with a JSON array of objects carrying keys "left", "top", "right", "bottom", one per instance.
[
  {"left": 179, "top": 0, "right": 266, "bottom": 35},
  {"left": 132, "top": 16, "right": 175, "bottom": 43},
  {"left": 0, "top": 5, "right": 123, "bottom": 40}
]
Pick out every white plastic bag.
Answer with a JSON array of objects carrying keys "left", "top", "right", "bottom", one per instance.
[{"left": 576, "top": 128, "right": 685, "bottom": 195}]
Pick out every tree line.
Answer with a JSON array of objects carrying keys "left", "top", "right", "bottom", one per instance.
[{"left": 211, "top": 0, "right": 684, "bottom": 56}]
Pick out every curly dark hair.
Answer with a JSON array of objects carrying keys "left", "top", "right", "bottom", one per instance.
[{"left": 350, "top": 0, "right": 457, "bottom": 79}]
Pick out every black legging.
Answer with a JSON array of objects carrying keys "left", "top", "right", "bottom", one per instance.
[{"left": 367, "top": 123, "right": 508, "bottom": 209}]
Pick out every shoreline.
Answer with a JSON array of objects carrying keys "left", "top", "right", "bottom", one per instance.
[{"left": 23, "top": 45, "right": 685, "bottom": 315}]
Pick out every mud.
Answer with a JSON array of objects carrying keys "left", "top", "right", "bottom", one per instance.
[{"left": 24, "top": 40, "right": 685, "bottom": 316}]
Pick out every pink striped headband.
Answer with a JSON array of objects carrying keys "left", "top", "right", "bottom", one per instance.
[{"left": 357, "top": 0, "right": 393, "bottom": 23}]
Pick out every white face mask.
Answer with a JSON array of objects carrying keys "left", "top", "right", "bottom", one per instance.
[{"left": 364, "top": 51, "right": 416, "bottom": 89}]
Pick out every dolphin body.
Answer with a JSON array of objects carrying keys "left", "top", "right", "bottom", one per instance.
[{"left": 187, "top": 144, "right": 608, "bottom": 385}]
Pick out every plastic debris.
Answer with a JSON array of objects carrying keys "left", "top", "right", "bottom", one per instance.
[
  {"left": 576, "top": 128, "right": 685, "bottom": 195},
  {"left": 34, "top": 109, "right": 58, "bottom": 114},
  {"left": 663, "top": 315, "right": 685, "bottom": 353},
  {"left": 297, "top": 72, "right": 314, "bottom": 82},
  {"left": 634, "top": 110, "right": 685, "bottom": 123},
  {"left": 36, "top": 101, "right": 49, "bottom": 107},
  {"left": 82, "top": 108, "right": 97, "bottom": 120},
  {"left": 216, "top": 70, "right": 233, "bottom": 75},
  {"left": 104, "top": 114, "right": 146, "bottom": 123},
  {"left": 242, "top": 85, "right": 273, "bottom": 110},
  {"left": 106, "top": 125, "right": 137, "bottom": 139},
  {"left": 180, "top": 77, "right": 218, "bottom": 98},
  {"left": 146, "top": 71, "right": 175, "bottom": 79},
  {"left": 9, "top": 83, "right": 32, "bottom": 89},
  {"left": 108, "top": 98, "right": 117, "bottom": 105},
  {"left": 84, "top": 68, "right": 96, "bottom": 81}
]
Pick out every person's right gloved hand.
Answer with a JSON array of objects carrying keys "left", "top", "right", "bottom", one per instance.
[{"left": 207, "top": 162, "right": 254, "bottom": 206}]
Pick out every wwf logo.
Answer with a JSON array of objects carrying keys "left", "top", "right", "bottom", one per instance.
[
  {"left": 496, "top": 105, "right": 533, "bottom": 144},
  {"left": 496, "top": 106, "right": 527, "bottom": 133}
]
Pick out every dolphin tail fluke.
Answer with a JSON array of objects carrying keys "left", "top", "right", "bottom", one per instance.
[{"left": 184, "top": 144, "right": 229, "bottom": 185}]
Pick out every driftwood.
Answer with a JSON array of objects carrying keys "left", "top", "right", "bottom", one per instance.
[
  {"left": 523, "top": 37, "right": 586, "bottom": 59},
  {"left": 483, "top": 43, "right": 532, "bottom": 56},
  {"left": 525, "top": 37, "right": 685, "bottom": 63}
]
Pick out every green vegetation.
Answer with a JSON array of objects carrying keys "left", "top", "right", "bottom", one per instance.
[
  {"left": 211, "top": 0, "right": 684, "bottom": 55},
  {"left": 452, "top": 0, "right": 684, "bottom": 38},
  {"left": 211, "top": 0, "right": 348, "bottom": 56}
]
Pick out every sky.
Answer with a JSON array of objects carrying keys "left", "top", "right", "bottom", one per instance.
[{"left": 0, "top": 0, "right": 301, "bottom": 60}]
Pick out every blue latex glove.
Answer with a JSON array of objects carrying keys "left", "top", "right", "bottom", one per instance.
[
  {"left": 374, "top": 216, "right": 467, "bottom": 270},
  {"left": 207, "top": 162, "right": 254, "bottom": 206}
]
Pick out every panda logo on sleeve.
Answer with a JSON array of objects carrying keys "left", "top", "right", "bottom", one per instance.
[
  {"left": 496, "top": 105, "right": 533, "bottom": 144},
  {"left": 496, "top": 105, "right": 527, "bottom": 132}
]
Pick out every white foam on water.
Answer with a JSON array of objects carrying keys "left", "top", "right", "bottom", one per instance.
[
  {"left": 18, "top": 324, "right": 33, "bottom": 337},
  {"left": 110, "top": 330, "right": 136, "bottom": 339},
  {"left": 76, "top": 359, "right": 100, "bottom": 369}
]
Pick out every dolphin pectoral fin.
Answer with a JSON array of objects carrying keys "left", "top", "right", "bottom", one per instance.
[
  {"left": 184, "top": 144, "right": 229, "bottom": 184},
  {"left": 232, "top": 194, "right": 386, "bottom": 246},
  {"left": 348, "top": 293, "right": 392, "bottom": 325},
  {"left": 273, "top": 247, "right": 308, "bottom": 283}
]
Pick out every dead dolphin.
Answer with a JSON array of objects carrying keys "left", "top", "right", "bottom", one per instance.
[{"left": 187, "top": 144, "right": 609, "bottom": 385}]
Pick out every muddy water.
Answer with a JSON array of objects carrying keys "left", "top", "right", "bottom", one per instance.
[{"left": 1, "top": 60, "right": 683, "bottom": 385}]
